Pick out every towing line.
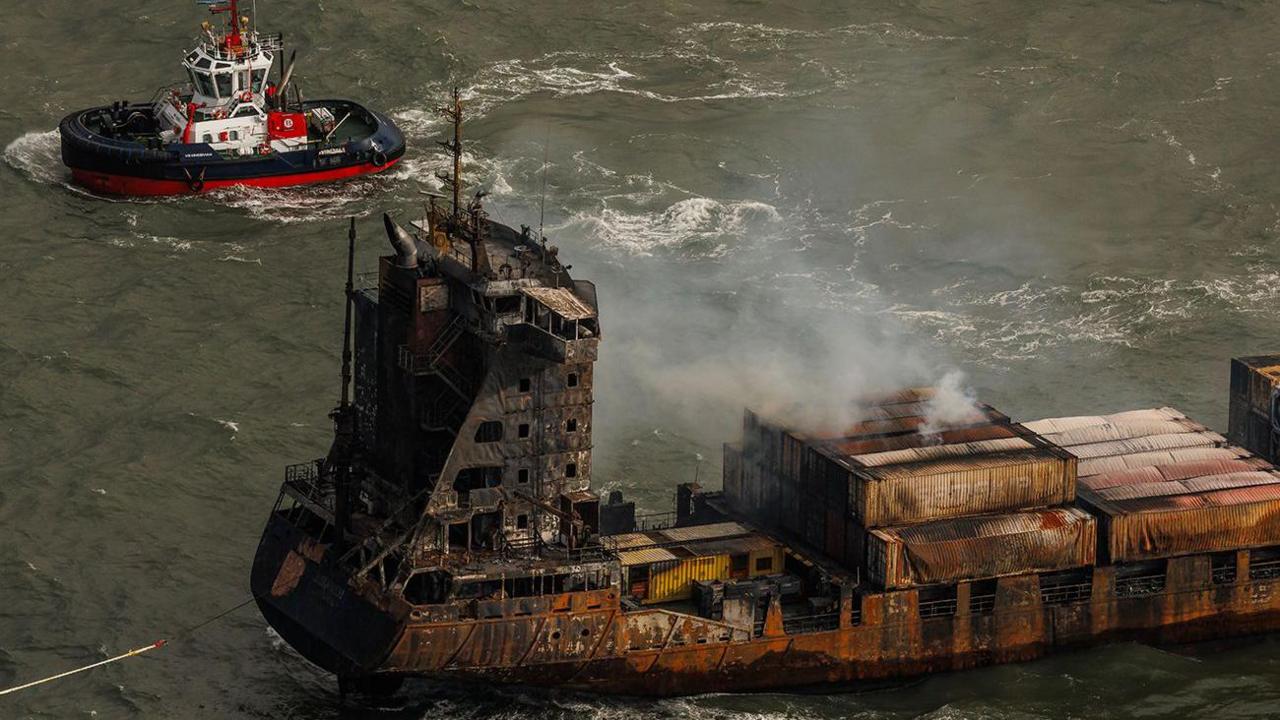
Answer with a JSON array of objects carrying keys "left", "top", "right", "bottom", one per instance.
[{"left": 0, "top": 596, "right": 256, "bottom": 698}]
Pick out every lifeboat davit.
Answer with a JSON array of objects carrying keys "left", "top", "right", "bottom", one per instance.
[{"left": 59, "top": 0, "right": 406, "bottom": 197}]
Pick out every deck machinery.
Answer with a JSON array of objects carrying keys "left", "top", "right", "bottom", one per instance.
[{"left": 251, "top": 105, "right": 1280, "bottom": 697}]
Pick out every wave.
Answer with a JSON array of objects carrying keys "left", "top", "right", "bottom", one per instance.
[{"left": 555, "top": 196, "right": 782, "bottom": 257}]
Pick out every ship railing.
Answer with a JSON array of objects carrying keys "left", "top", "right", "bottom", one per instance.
[
  {"left": 782, "top": 611, "right": 841, "bottom": 636},
  {"left": 969, "top": 593, "right": 997, "bottom": 614},
  {"left": 1114, "top": 572, "right": 1167, "bottom": 598},
  {"left": 634, "top": 511, "right": 677, "bottom": 532},
  {"left": 918, "top": 597, "right": 958, "bottom": 619},
  {"left": 1249, "top": 557, "right": 1280, "bottom": 581},
  {"left": 1040, "top": 581, "right": 1092, "bottom": 606},
  {"left": 199, "top": 31, "right": 284, "bottom": 61},
  {"left": 284, "top": 458, "right": 327, "bottom": 499}
]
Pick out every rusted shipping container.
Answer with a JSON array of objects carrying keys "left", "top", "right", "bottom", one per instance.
[
  {"left": 1082, "top": 483, "right": 1280, "bottom": 563},
  {"left": 1077, "top": 446, "right": 1249, "bottom": 478},
  {"left": 863, "top": 507, "right": 1097, "bottom": 589},
  {"left": 848, "top": 449, "right": 1077, "bottom": 527},
  {"left": 1080, "top": 458, "right": 1272, "bottom": 490}
]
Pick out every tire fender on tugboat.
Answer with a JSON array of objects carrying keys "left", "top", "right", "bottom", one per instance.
[{"left": 371, "top": 149, "right": 388, "bottom": 167}]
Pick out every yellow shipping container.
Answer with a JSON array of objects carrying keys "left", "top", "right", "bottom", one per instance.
[{"left": 617, "top": 532, "right": 785, "bottom": 605}]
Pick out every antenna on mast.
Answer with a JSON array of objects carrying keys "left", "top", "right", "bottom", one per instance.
[
  {"left": 435, "top": 87, "right": 464, "bottom": 221},
  {"left": 538, "top": 124, "right": 550, "bottom": 242}
]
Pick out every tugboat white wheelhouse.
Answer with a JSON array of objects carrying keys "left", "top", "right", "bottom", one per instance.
[{"left": 58, "top": 0, "right": 405, "bottom": 196}]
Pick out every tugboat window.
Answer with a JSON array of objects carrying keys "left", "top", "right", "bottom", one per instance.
[
  {"left": 215, "top": 72, "right": 233, "bottom": 99},
  {"left": 202, "top": 134, "right": 213, "bottom": 143},
  {"left": 194, "top": 72, "right": 215, "bottom": 98},
  {"left": 251, "top": 68, "right": 268, "bottom": 93}
]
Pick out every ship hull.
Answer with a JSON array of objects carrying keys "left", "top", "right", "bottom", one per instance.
[
  {"left": 348, "top": 554, "right": 1280, "bottom": 696},
  {"left": 59, "top": 99, "right": 405, "bottom": 197},
  {"left": 250, "top": 510, "right": 408, "bottom": 678}
]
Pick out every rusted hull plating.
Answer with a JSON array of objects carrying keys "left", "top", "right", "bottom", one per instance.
[{"left": 360, "top": 553, "right": 1280, "bottom": 695}]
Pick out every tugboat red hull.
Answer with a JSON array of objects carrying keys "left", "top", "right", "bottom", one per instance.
[
  {"left": 59, "top": 99, "right": 406, "bottom": 198},
  {"left": 70, "top": 157, "right": 400, "bottom": 197}
]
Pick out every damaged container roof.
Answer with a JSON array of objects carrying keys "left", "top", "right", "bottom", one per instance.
[
  {"left": 779, "top": 391, "right": 1077, "bottom": 528},
  {"left": 865, "top": 506, "right": 1097, "bottom": 589},
  {"left": 1032, "top": 408, "right": 1280, "bottom": 563}
]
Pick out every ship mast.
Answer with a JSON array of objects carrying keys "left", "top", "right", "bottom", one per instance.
[
  {"left": 328, "top": 217, "right": 358, "bottom": 548},
  {"left": 435, "top": 87, "right": 464, "bottom": 221}
]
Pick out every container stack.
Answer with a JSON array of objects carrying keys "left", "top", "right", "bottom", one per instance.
[
  {"left": 727, "top": 389, "right": 1093, "bottom": 589},
  {"left": 1026, "top": 407, "right": 1280, "bottom": 563},
  {"left": 1228, "top": 355, "right": 1280, "bottom": 464}
]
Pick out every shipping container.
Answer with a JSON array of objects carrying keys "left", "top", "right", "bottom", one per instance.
[
  {"left": 864, "top": 507, "right": 1097, "bottom": 589},
  {"left": 1081, "top": 458, "right": 1271, "bottom": 490},
  {"left": 1077, "top": 447, "right": 1249, "bottom": 478},
  {"left": 1082, "top": 483, "right": 1280, "bottom": 563},
  {"left": 615, "top": 530, "right": 785, "bottom": 604},
  {"left": 848, "top": 449, "right": 1077, "bottom": 527}
]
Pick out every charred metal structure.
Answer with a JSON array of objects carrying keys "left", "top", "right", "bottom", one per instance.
[{"left": 251, "top": 101, "right": 1280, "bottom": 697}]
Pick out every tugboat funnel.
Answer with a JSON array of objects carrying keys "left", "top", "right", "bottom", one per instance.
[{"left": 384, "top": 213, "right": 418, "bottom": 269}]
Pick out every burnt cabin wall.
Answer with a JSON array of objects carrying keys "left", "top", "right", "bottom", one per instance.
[{"left": 363, "top": 247, "right": 598, "bottom": 554}]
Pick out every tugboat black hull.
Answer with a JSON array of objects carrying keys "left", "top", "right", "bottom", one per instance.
[{"left": 59, "top": 99, "right": 405, "bottom": 196}]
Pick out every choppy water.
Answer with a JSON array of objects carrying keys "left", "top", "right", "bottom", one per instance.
[{"left": 3, "top": 1, "right": 1280, "bottom": 717}]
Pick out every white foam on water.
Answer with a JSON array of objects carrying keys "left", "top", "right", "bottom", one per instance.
[
  {"left": 3, "top": 130, "right": 67, "bottom": 186},
  {"left": 555, "top": 196, "right": 782, "bottom": 257}
]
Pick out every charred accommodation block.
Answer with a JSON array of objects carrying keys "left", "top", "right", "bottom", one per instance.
[{"left": 354, "top": 211, "right": 603, "bottom": 554}]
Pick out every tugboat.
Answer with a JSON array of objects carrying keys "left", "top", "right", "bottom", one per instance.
[
  {"left": 58, "top": 0, "right": 405, "bottom": 196},
  {"left": 250, "top": 99, "right": 1280, "bottom": 697}
]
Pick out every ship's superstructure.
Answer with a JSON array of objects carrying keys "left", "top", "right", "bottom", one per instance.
[
  {"left": 58, "top": 0, "right": 405, "bottom": 195},
  {"left": 251, "top": 100, "right": 1280, "bottom": 697}
]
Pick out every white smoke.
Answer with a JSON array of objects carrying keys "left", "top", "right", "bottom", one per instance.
[{"left": 918, "top": 369, "right": 982, "bottom": 436}]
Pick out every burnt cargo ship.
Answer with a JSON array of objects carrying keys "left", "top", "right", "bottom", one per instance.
[{"left": 250, "top": 106, "right": 1280, "bottom": 697}]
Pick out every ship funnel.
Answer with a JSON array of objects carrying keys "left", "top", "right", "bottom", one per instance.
[{"left": 384, "top": 213, "right": 418, "bottom": 269}]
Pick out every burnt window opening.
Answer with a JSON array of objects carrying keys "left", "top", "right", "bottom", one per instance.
[
  {"left": 567, "top": 372, "right": 579, "bottom": 388},
  {"left": 495, "top": 295, "right": 521, "bottom": 314},
  {"left": 518, "top": 377, "right": 532, "bottom": 393},
  {"left": 518, "top": 423, "right": 531, "bottom": 439},
  {"left": 730, "top": 553, "right": 749, "bottom": 579},
  {"left": 566, "top": 418, "right": 578, "bottom": 432},
  {"left": 454, "top": 466, "right": 503, "bottom": 494},
  {"left": 404, "top": 570, "right": 452, "bottom": 605},
  {"left": 474, "top": 421, "right": 503, "bottom": 443},
  {"left": 754, "top": 556, "right": 773, "bottom": 573},
  {"left": 516, "top": 514, "right": 529, "bottom": 529},
  {"left": 565, "top": 463, "right": 578, "bottom": 478},
  {"left": 518, "top": 469, "right": 530, "bottom": 484},
  {"left": 447, "top": 522, "right": 468, "bottom": 550}
]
